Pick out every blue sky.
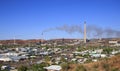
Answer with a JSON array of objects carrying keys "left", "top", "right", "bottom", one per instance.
[{"left": 0, "top": 0, "right": 120, "bottom": 40}]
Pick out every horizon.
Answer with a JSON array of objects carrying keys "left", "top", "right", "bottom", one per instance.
[
  {"left": 1, "top": 37, "right": 120, "bottom": 41},
  {"left": 0, "top": 0, "right": 120, "bottom": 40}
]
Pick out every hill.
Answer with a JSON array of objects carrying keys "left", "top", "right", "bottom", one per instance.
[{"left": 67, "top": 54, "right": 120, "bottom": 71}]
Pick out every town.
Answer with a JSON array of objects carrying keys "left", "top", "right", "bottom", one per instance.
[
  {"left": 0, "top": 0, "right": 120, "bottom": 71},
  {"left": 0, "top": 38, "right": 120, "bottom": 71}
]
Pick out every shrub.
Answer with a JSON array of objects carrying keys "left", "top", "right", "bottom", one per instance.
[
  {"left": 18, "top": 65, "right": 28, "bottom": 71},
  {"left": 75, "top": 65, "right": 87, "bottom": 71},
  {"left": 112, "top": 68, "right": 119, "bottom": 71},
  {"left": 93, "top": 63, "right": 99, "bottom": 68},
  {"left": 31, "top": 64, "right": 46, "bottom": 71},
  {"left": 61, "top": 62, "right": 69, "bottom": 71},
  {"left": 101, "top": 63, "right": 110, "bottom": 71}
]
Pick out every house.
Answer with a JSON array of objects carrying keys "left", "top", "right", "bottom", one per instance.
[
  {"left": 44, "top": 65, "right": 62, "bottom": 71},
  {"left": 91, "top": 54, "right": 101, "bottom": 58},
  {"left": 90, "top": 49, "right": 103, "bottom": 54},
  {"left": 0, "top": 56, "right": 13, "bottom": 62},
  {"left": 1, "top": 65, "right": 10, "bottom": 71},
  {"left": 5, "top": 52, "right": 20, "bottom": 56},
  {"left": 0, "top": 44, "right": 2, "bottom": 46},
  {"left": 100, "top": 54, "right": 107, "bottom": 58},
  {"left": 76, "top": 57, "right": 87, "bottom": 63},
  {"left": 73, "top": 51, "right": 82, "bottom": 55},
  {"left": 71, "top": 58, "right": 77, "bottom": 62},
  {"left": 111, "top": 50, "right": 119, "bottom": 55},
  {"left": 92, "top": 59, "right": 98, "bottom": 62},
  {"left": 109, "top": 40, "right": 117, "bottom": 44},
  {"left": 108, "top": 40, "right": 120, "bottom": 46},
  {"left": 94, "top": 49, "right": 103, "bottom": 54},
  {"left": 40, "top": 51, "right": 49, "bottom": 55}
]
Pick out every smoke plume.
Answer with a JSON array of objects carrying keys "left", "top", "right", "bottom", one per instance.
[
  {"left": 42, "top": 24, "right": 120, "bottom": 38},
  {"left": 42, "top": 24, "right": 83, "bottom": 34},
  {"left": 56, "top": 24, "right": 83, "bottom": 34},
  {"left": 87, "top": 25, "right": 120, "bottom": 38}
]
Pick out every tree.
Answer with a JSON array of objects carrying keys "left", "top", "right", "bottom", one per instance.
[
  {"left": 61, "top": 62, "right": 69, "bottom": 71},
  {"left": 75, "top": 65, "right": 87, "bottom": 71},
  {"left": 112, "top": 68, "right": 119, "bottom": 71},
  {"left": 44, "top": 56, "right": 51, "bottom": 64},
  {"left": 103, "top": 47, "right": 113, "bottom": 54},
  {"left": 18, "top": 66, "right": 28, "bottom": 71},
  {"left": 31, "top": 64, "right": 45, "bottom": 71},
  {"left": 60, "top": 57, "right": 67, "bottom": 62}
]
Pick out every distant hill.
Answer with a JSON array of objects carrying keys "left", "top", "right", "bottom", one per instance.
[
  {"left": 0, "top": 39, "right": 45, "bottom": 45},
  {"left": 0, "top": 38, "right": 120, "bottom": 46}
]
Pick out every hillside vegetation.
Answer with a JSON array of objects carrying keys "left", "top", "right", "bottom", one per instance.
[{"left": 67, "top": 54, "right": 120, "bottom": 71}]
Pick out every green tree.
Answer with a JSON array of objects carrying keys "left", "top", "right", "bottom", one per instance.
[
  {"left": 44, "top": 56, "right": 51, "bottom": 64},
  {"left": 103, "top": 47, "right": 113, "bottom": 54},
  {"left": 18, "top": 66, "right": 28, "bottom": 71},
  {"left": 60, "top": 57, "right": 67, "bottom": 62},
  {"left": 31, "top": 64, "right": 46, "bottom": 71},
  {"left": 75, "top": 65, "right": 87, "bottom": 71},
  {"left": 112, "top": 68, "right": 119, "bottom": 71},
  {"left": 61, "top": 62, "right": 69, "bottom": 71}
]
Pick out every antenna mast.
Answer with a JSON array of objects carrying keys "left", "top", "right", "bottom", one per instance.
[
  {"left": 14, "top": 36, "right": 16, "bottom": 45},
  {"left": 84, "top": 21, "right": 86, "bottom": 44}
]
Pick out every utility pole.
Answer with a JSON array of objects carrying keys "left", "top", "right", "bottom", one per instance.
[
  {"left": 14, "top": 36, "right": 16, "bottom": 45},
  {"left": 84, "top": 21, "right": 86, "bottom": 44}
]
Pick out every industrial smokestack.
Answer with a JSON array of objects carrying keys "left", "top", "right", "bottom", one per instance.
[{"left": 84, "top": 21, "right": 86, "bottom": 44}]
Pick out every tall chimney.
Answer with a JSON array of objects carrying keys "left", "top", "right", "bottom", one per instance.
[{"left": 84, "top": 21, "right": 86, "bottom": 44}]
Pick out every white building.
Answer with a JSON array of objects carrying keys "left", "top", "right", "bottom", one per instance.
[
  {"left": 5, "top": 52, "right": 20, "bottom": 56},
  {"left": 109, "top": 40, "right": 117, "bottom": 44},
  {"left": 0, "top": 56, "right": 13, "bottom": 62},
  {"left": 44, "top": 65, "right": 62, "bottom": 71},
  {"left": 100, "top": 54, "right": 107, "bottom": 58}
]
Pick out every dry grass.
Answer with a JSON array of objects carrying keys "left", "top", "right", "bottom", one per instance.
[{"left": 67, "top": 55, "right": 120, "bottom": 71}]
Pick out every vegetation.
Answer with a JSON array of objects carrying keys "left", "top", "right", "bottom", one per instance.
[
  {"left": 66, "top": 54, "right": 120, "bottom": 71},
  {"left": 18, "top": 65, "right": 28, "bottom": 71},
  {"left": 44, "top": 56, "right": 51, "bottom": 64},
  {"left": 61, "top": 62, "right": 69, "bottom": 71},
  {"left": 60, "top": 57, "right": 67, "bottom": 62},
  {"left": 17, "top": 63, "right": 48, "bottom": 71},
  {"left": 0, "top": 64, "right": 10, "bottom": 71},
  {"left": 75, "top": 65, "right": 87, "bottom": 71},
  {"left": 102, "top": 47, "right": 113, "bottom": 54},
  {"left": 30, "top": 63, "right": 47, "bottom": 71}
]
